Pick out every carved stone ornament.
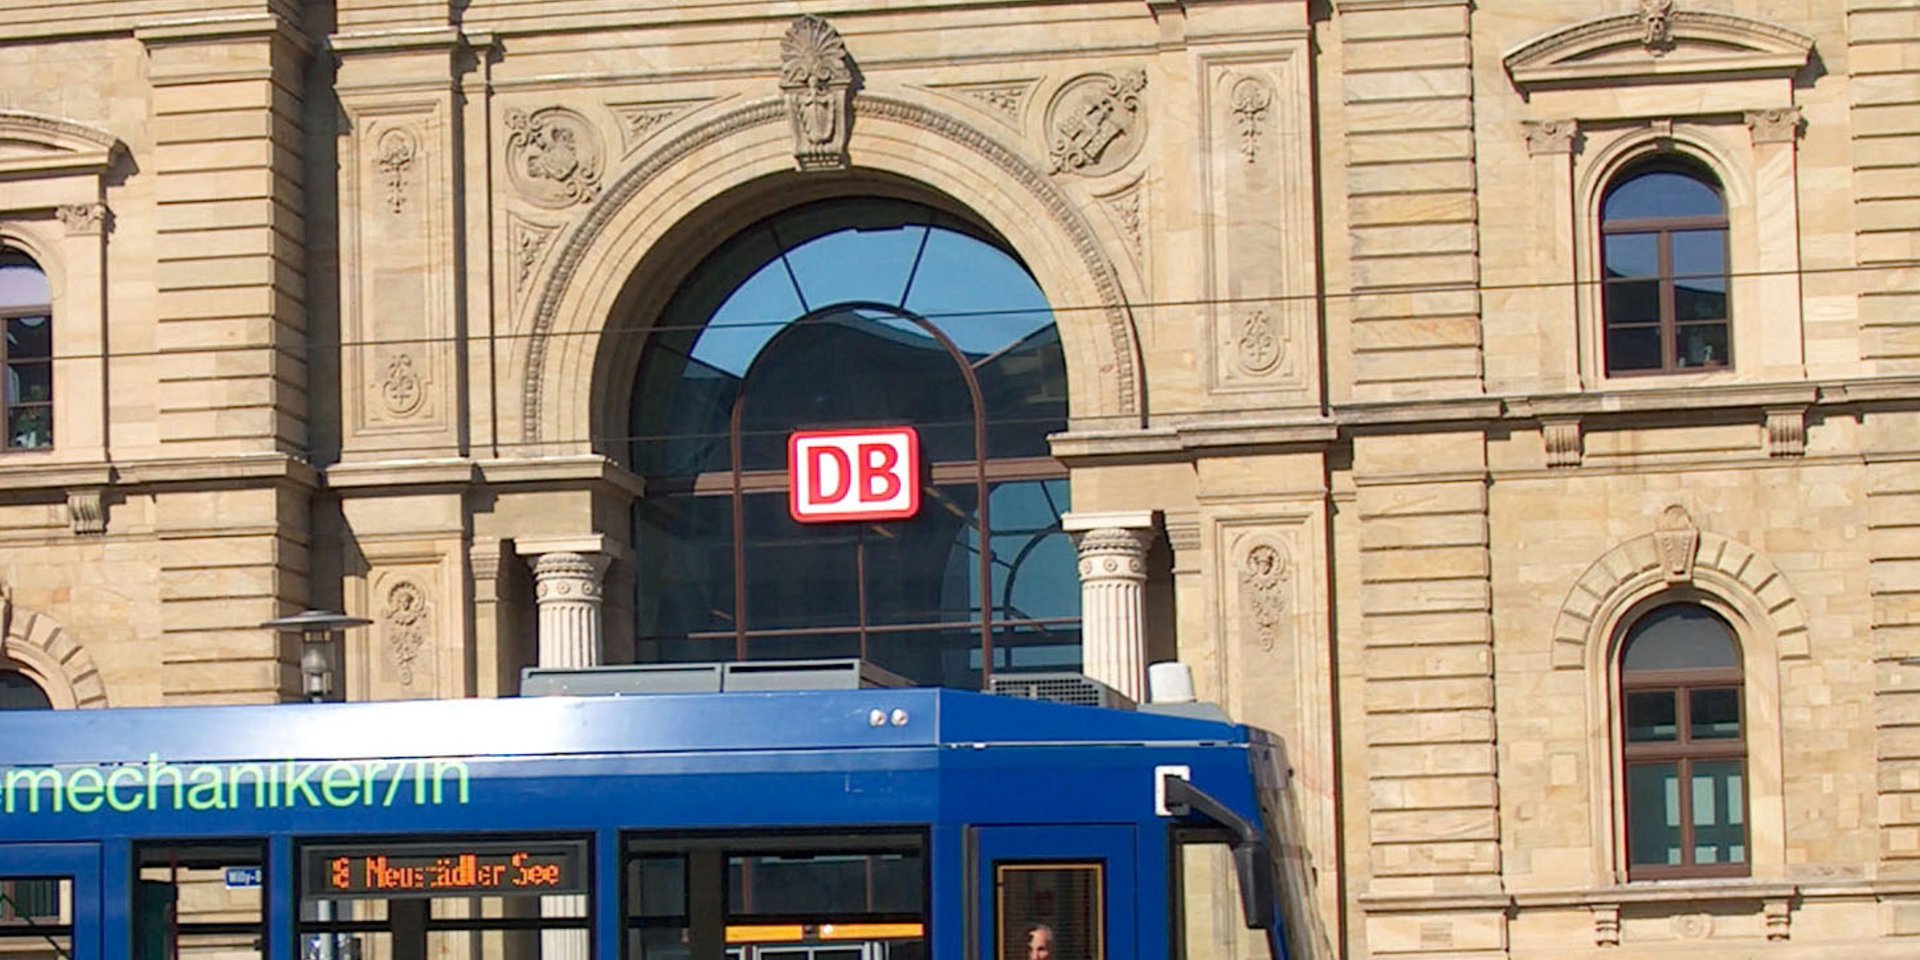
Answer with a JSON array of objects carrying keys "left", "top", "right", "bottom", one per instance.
[
  {"left": 382, "top": 580, "right": 430, "bottom": 687},
  {"left": 1746, "top": 106, "right": 1803, "bottom": 145},
  {"left": 1100, "top": 179, "right": 1145, "bottom": 269},
  {"left": 1765, "top": 407, "right": 1806, "bottom": 458},
  {"left": 381, "top": 353, "right": 425, "bottom": 417},
  {"left": 1236, "top": 310, "right": 1284, "bottom": 376},
  {"left": 779, "top": 15, "right": 855, "bottom": 171},
  {"left": 1641, "top": 0, "right": 1677, "bottom": 55},
  {"left": 1227, "top": 74, "right": 1273, "bottom": 164},
  {"left": 608, "top": 99, "right": 710, "bottom": 157},
  {"left": 373, "top": 128, "right": 417, "bottom": 214},
  {"left": 1671, "top": 914, "right": 1711, "bottom": 940},
  {"left": 66, "top": 489, "right": 104, "bottom": 536},
  {"left": 1240, "top": 541, "right": 1292, "bottom": 652},
  {"left": 1653, "top": 504, "right": 1699, "bottom": 584},
  {"left": 505, "top": 107, "right": 604, "bottom": 209},
  {"left": 57, "top": 203, "right": 105, "bottom": 236},
  {"left": 1763, "top": 896, "right": 1792, "bottom": 940},
  {"left": 925, "top": 79, "right": 1037, "bottom": 127},
  {"left": 1047, "top": 70, "right": 1148, "bottom": 177},
  {"left": 1543, "top": 418, "right": 1582, "bottom": 468},
  {"left": 1591, "top": 904, "right": 1621, "bottom": 947},
  {"left": 508, "top": 215, "right": 561, "bottom": 294},
  {"left": 1523, "top": 119, "right": 1577, "bottom": 156}
]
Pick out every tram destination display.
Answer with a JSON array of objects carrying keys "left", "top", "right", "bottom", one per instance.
[{"left": 300, "top": 839, "right": 588, "bottom": 899}]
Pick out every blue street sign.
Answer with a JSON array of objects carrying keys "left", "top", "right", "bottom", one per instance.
[{"left": 224, "top": 866, "right": 262, "bottom": 889}]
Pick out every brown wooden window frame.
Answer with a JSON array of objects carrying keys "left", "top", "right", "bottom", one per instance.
[
  {"left": 1619, "top": 613, "right": 1750, "bottom": 881},
  {"left": 0, "top": 249, "right": 52, "bottom": 452},
  {"left": 1600, "top": 163, "right": 1731, "bottom": 378}
]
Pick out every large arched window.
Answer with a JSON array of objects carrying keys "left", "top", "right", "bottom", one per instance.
[
  {"left": 1600, "top": 161, "right": 1729, "bottom": 376},
  {"left": 0, "top": 250, "right": 51, "bottom": 450},
  {"left": 628, "top": 198, "right": 1075, "bottom": 689},
  {"left": 1618, "top": 603, "right": 1748, "bottom": 879}
]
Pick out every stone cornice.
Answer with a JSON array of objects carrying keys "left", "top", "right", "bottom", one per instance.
[
  {"left": 135, "top": 13, "right": 311, "bottom": 55},
  {"left": 1504, "top": 10, "right": 1812, "bottom": 90},
  {"left": 323, "top": 455, "right": 646, "bottom": 498},
  {"left": 0, "top": 110, "right": 124, "bottom": 180}
]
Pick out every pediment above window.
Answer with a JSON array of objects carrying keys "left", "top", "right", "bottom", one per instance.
[
  {"left": 0, "top": 111, "right": 123, "bottom": 179},
  {"left": 1504, "top": 8, "right": 1813, "bottom": 91}
]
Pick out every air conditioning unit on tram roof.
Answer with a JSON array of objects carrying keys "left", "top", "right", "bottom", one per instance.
[
  {"left": 519, "top": 658, "right": 909, "bottom": 697},
  {"left": 985, "top": 672, "right": 1133, "bottom": 710}
]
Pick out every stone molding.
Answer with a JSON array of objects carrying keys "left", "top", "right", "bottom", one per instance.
[
  {"left": 1745, "top": 105, "right": 1804, "bottom": 145},
  {"left": 1523, "top": 119, "right": 1578, "bottom": 156},
  {"left": 0, "top": 588, "right": 107, "bottom": 709},
  {"left": 56, "top": 203, "right": 106, "bottom": 236},
  {"left": 523, "top": 93, "right": 1142, "bottom": 443},
  {"left": 0, "top": 110, "right": 123, "bottom": 179},
  {"left": 1504, "top": 9, "right": 1813, "bottom": 89},
  {"left": 1764, "top": 407, "right": 1806, "bottom": 458},
  {"left": 65, "top": 489, "right": 104, "bottom": 535},
  {"left": 1551, "top": 514, "right": 1810, "bottom": 669}
]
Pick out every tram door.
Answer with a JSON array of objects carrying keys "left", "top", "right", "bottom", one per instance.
[
  {"left": 975, "top": 828, "right": 1134, "bottom": 960},
  {"left": 0, "top": 844, "right": 101, "bottom": 960}
]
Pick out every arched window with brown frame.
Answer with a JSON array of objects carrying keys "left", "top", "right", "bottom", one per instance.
[
  {"left": 1619, "top": 603, "right": 1749, "bottom": 879},
  {"left": 0, "top": 250, "right": 51, "bottom": 450},
  {"left": 1600, "top": 160, "right": 1730, "bottom": 376}
]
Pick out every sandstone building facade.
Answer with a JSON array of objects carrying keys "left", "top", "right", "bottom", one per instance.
[{"left": 0, "top": 0, "right": 1915, "bottom": 957}]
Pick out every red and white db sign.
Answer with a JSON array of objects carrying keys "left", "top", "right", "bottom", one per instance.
[{"left": 788, "top": 427, "right": 921, "bottom": 524}]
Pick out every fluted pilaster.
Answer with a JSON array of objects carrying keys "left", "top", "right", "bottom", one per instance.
[
  {"left": 530, "top": 551, "right": 610, "bottom": 668},
  {"left": 1063, "top": 512, "right": 1156, "bottom": 702}
]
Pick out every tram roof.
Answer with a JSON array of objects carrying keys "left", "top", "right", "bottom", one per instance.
[{"left": 0, "top": 688, "right": 1251, "bottom": 767}]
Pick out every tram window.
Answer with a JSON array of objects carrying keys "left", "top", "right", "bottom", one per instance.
[
  {"left": 297, "top": 836, "right": 591, "bottom": 960},
  {"left": 1170, "top": 831, "right": 1276, "bottom": 960},
  {"left": 0, "top": 874, "right": 69, "bottom": 960},
  {"left": 136, "top": 841, "right": 266, "bottom": 960},
  {"left": 995, "top": 864, "right": 1101, "bottom": 960},
  {"left": 625, "top": 833, "right": 926, "bottom": 960}
]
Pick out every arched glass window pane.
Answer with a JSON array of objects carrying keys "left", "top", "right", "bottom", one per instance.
[
  {"left": 0, "top": 253, "right": 49, "bottom": 311},
  {"left": 1603, "top": 169, "right": 1724, "bottom": 221},
  {"left": 629, "top": 197, "right": 1075, "bottom": 689},
  {"left": 1622, "top": 604, "right": 1739, "bottom": 672},
  {"left": 0, "top": 670, "right": 51, "bottom": 710}
]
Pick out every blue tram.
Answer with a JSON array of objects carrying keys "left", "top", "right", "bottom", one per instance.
[{"left": 0, "top": 686, "right": 1293, "bottom": 960}]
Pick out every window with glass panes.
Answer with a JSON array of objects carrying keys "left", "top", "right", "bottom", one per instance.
[
  {"left": 628, "top": 198, "right": 1077, "bottom": 690},
  {"left": 1619, "top": 604, "right": 1748, "bottom": 879},
  {"left": 0, "top": 669, "right": 56, "bottom": 922},
  {"left": 1600, "top": 162, "right": 1730, "bottom": 376},
  {"left": 0, "top": 252, "right": 50, "bottom": 450}
]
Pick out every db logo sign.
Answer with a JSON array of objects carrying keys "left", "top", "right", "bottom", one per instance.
[{"left": 789, "top": 427, "right": 921, "bottom": 524}]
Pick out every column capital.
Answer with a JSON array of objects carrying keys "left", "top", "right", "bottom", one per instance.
[
  {"left": 1061, "top": 510, "right": 1158, "bottom": 533},
  {"left": 514, "top": 532, "right": 631, "bottom": 563}
]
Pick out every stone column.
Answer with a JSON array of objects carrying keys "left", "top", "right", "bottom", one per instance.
[{"left": 1063, "top": 512, "right": 1157, "bottom": 702}]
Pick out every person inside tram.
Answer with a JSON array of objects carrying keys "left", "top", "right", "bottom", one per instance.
[{"left": 1026, "top": 923, "right": 1055, "bottom": 960}]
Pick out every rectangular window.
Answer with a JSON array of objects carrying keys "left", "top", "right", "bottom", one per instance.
[{"left": 996, "top": 863, "right": 1101, "bottom": 960}]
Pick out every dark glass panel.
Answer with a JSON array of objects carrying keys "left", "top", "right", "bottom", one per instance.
[
  {"left": 627, "top": 854, "right": 687, "bottom": 919},
  {"left": 780, "top": 214, "right": 927, "bottom": 310},
  {"left": 1674, "top": 321, "right": 1729, "bottom": 368},
  {"left": 975, "top": 325, "right": 1070, "bottom": 459},
  {"left": 991, "top": 621, "right": 1083, "bottom": 676},
  {"left": 1622, "top": 605, "right": 1740, "bottom": 672},
  {"left": 633, "top": 495, "right": 736, "bottom": 643},
  {"left": 987, "top": 479, "right": 1075, "bottom": 621},
  {"left": 1626, "top": 691, "right": 1678, "bottom": 742},
  {"left": 1626, "top": 762, "right": 1682, "bottom": 866},
  {"left": 735, "top": 306, "right": 975, "bottom": 470},
  {"left": 0, "top": 256, "right": 49, "bottom": 310},
  {"left": 864, "top": 483, "right": 979, "bottom": 628},
  {"left": 740, "top": 494, "right": 860, "bottom": 631},
  {"left": 1603, "top": 169, "right": 1724, "bottom": 221},
  {"left": 1605, "top": 327, "right": 1662, "bottom": 373},
  {"left": 1602, "top": 233, "right": 1658, "bottom": 279},
  {"left": 7, "top": 407, "right": 49, "bottom": 449},
  {"left": 7, "top": 315, "right": 50, "bottom": 358},
  {"left": 1690, "top": 688, "right": 1742, "bottom": 740},
  {"left": 1603, "top": 280, "right": 1660, "bottom": 325},
  {"left": 1690, "top": 760, "right": 1747, "bottom": 865},
  {"left": 1672, "top": 230, "right": 1728, "bottom": 291},
  {"left": 8, "top": 362, "right": 49, "bottom": 404},
  {"left": 727, "top": 851, "right": 922, "bottom": 916},
  {"left": 867, "top": 626, "right": 988, "bottom": 690},
  {"left": 0, "top": 671, "right": 49, "bottom": 710}
]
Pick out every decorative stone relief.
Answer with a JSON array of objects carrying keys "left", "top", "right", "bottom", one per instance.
[
  {"left": 1591, "top": 904, "right": 1621, "bottom": 947},
  {"left": 1746, "top": 106, "right": 1803, "bottom": 145},
  {"left": 505, "top": 107, "right": 604, "bottom": 208},
  {"left": 779, "top": 15, "right": 854, "bottom": 171},
  {"left": 1543, "top": 418, "right": 1582, "bottom": 468},
  {"left": 1046, "top": 70, "right": 1147, "bottom": 177},
  {"left": 373, "top": 128, "right": 417, "bottom": 214},
  {"left": 1765, "top": 407, "right": 1806, "bottom": 458},
  {"left": 1641, "top": 0, "right": 1676, "bottom": 55},
  {"left": 608, "top": 98, "right": 711, "bottom": 157},
  {"left": 508, "top": 214, "right": 561, "bottom": 297},
  {"left": 1523, "top": 119, "right": 1578, "bottom": 156},
  {"left": 1227, "top": 74, "right": 1272, "bottom": 164},
  {"left": 1235, "top": 311, "right": 1284, "bottom": 376},
  {"left": 924, "top": 78, "right": 1038, "bottom": 128},
  {"left": 1653, "top": 504, "right": 1699, "bottom": 584},
  {"left": 382, "top": 579, "right": 430, "bottom": 687},
  {"left": 1763, "top": 896, "right": 1792, "bottom": 940},
  {"left": 1240, "top": 541, "right": 1292, "bottom": 652},
  {"left": 1671, "top": 914, "right": 1712, "bottom": 940},
  {"left": 65, "top": 489, "right": 104, "bottom": 536},
  {"left": 57, "top": 203, "right": 105, "bottom": 236},
  {"left": 381, "top": 353, "right": 425, "bottom": 417}
]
